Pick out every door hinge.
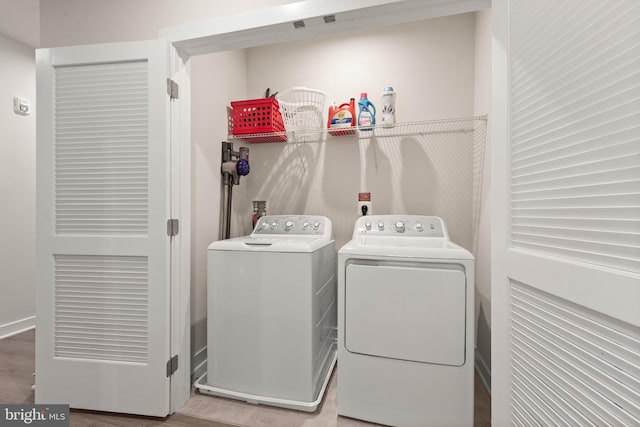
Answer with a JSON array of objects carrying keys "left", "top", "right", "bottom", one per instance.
[
  {"left": 167, "top": 78, "right": 179, "bottom": 99},
  {"left": 166, "top": 355, "right": 179, "bottom": 377},
  {"left": 167, "top": 218, "right": 180, "bottom": 237}
]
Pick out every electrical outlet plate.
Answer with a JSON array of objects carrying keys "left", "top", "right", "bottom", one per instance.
[{"left": 358, "top": 201, "right": 372, "bottom": 216}]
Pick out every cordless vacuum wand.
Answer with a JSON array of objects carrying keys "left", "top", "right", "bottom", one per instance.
[{"left": 221, "top": 142, "right": 250, "bottom": 239}]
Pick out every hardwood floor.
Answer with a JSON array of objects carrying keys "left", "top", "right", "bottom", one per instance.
[{"left": 1, "top": 329, "right": 491, "bottom": 426}]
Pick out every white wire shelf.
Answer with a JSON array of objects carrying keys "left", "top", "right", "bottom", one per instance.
[{"left": 228, "top": 115, "right": 487, "bottom": 143}]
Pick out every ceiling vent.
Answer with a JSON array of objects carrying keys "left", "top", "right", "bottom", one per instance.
[{"left": 323, "top": 15, "right": 336, "bottom": 24}]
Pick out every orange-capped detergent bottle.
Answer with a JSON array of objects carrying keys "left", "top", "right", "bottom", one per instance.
[{"left": 327, "top": 98, "right": 356, "bottom": 136}]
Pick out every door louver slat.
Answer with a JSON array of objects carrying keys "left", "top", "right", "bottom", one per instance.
[
  {"left": 54, "top": 61, "right": 149, "bottom": 236},
  {"left": 510, "top": 282, "right": 640, "bottom": 425},
  {"left": 54, "top": 255, "right": 149, "bottom": 364},
  {"left": 509, "top": 0, "right": 640, "bottom": 275}
]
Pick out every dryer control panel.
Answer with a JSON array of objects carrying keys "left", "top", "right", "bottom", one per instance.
[
  {"left": 353, "top": 215, "right": 447, "bottom": 238},
  {"left": 252, "top": 215, "right": 332, "bottom": 237}
]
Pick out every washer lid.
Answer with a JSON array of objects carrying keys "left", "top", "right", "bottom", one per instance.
[{"left": 208, "top": 235, "right": 333, "bottom": 253}]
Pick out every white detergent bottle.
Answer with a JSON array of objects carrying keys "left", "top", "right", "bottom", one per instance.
[{"left": 380, "top": 86, "right": 396, "bottom": 128}]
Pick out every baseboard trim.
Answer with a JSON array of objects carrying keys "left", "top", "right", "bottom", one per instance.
[
  {"left": 191, "top": 346, "right": 207, "bottom": 384},
  {"left": 475, "top": 349, "right": 491, "bottom": 395},
  {"left": 0, "top": 316, "right": 35, "bottom": 340}
]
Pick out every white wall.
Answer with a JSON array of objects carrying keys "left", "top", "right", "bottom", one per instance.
[
  {"left": 473, "top": 8, "right": 492, "bottom": 388},
  {"left": 190, "top": 49, "right": 249, "bottom": 370},
  {"left": 247, "top": 14, "right": 476, "bottom": 120},
  {"left": 243, "top": 13, "right": 478, "bottom": 250},
  {"left": 0, "top": 32, "right": 36, "bottom": 338}
]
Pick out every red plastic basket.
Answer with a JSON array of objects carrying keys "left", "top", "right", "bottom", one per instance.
[{"left": 230, "top": 98, "right": 287, "bottom": 142}]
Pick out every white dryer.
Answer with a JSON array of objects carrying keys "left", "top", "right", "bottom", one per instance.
[
  {"left": 195, "top": 215, "right": 337, "bottom": 412},
  {"left": 338, "top": 215, "right": 474, "bottom": 426}
]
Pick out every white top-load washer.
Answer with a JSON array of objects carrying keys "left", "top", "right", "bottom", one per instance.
[
  {"left": 195, "top": 215, "right": 337, "bottom": 412},
  {"left": 338, "top": 215, "right": 474, "bottom": 427}
]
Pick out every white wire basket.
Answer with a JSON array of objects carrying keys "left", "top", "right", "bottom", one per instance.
[{"left": 276, "top": 87, "right": 326, "bottom": 142}]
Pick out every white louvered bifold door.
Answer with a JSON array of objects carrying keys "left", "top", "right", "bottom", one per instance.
[
  {"left": 35, "top": 40, "right": 172, "bottom": 417},
  {"left": 492, "top": 1, "right": 640, "bottom": 426}
]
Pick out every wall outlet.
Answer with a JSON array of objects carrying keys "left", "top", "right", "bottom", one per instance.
[
  {"left": 358, "top": 201, "right": 372, "bottom": 216},
  {"left": 358, "top": 192, "right": 372, "bottom": 216}
]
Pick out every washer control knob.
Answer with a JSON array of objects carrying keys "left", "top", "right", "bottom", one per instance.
[
  {"left": 364, "top": 221, "right": 372, "bottom": 231},
  {"left": 377, "top": 222, "right": 385, "bottom": 231},
  {"left": 284, "top": 220, "right": 294, "bottom": 230},
  {"left": 271, "top": 222, "right": 278, "bottom": 230},
  {"left": 415, "top": 222, "right": 423, "bottom": 231},
  {"left": 393, "top": 221, "right": 405, "bottom": 232},
  {"left": 302, "top": 221, "right": 310, "bottom": 230},
  {"left": 313, "top": 222, "right": 321, "bottom": 230},
  {"left": 261, "top": 222, "right": 269, "bottom": 230}
]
